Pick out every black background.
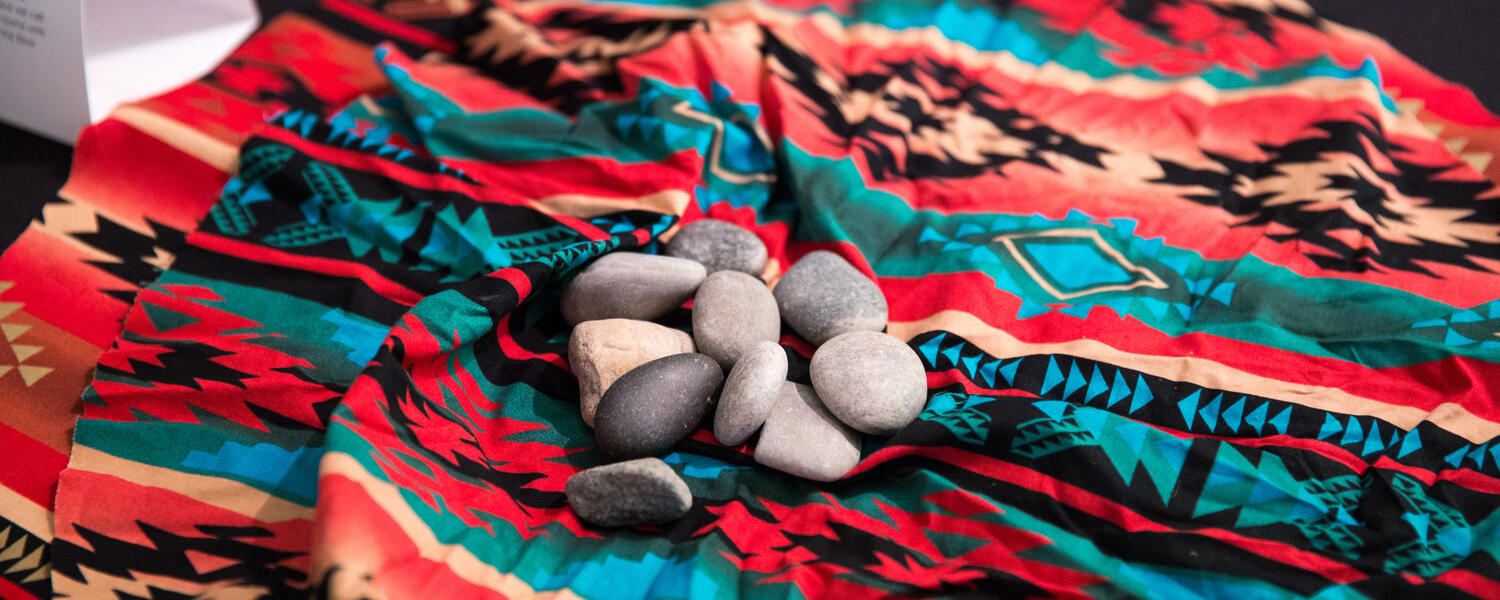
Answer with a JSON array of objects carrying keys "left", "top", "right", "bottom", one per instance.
[{"left": 1, "top": 0, "right": 1496, "bottom": 252}]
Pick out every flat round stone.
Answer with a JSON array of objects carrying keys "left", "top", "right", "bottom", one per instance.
[
  {"left": 754, "top": 382, "right": 862, "bottom": 481},
  {"left": 565, "top": 458, "right": 693, "bottom": 527},
  {"left": 713, "top": 341, "right": 788, "bottom": 446},
  {"left": 569, "top": 319, "right": 695, "bottom": 427},
  {"left": 693, "top": 271, "right": 780, "bottom": 369},
  {"left": 593, "top": 353, "right": 723, "bottom": 459},
  {"left": 772, "top": 251, "right": 888, "bottom": 345},
  {"left": 809, "top": 331, "right": 928, "bottom": 435},
  {"left": 561, "top": 253, "right": 706, "bottom": 325},
  {"left": 665, "top": 219, "right": 768, "bottom": 275}
]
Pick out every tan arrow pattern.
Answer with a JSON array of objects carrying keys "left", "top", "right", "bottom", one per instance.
[
  {"left": 1387, "top": 86, "right": 1496, "bottom": 176},
  {"left": 0, "top": 282, "right": 51, "bottom": 387}
]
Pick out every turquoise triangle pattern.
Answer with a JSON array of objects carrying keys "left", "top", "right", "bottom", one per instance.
[
  {"left": 1245, "top": 402, "right": 1268, "bottom": 435},
  {"left": 918, "top": 333, "right": 946, "bottom": 365},
  {"left": 941, "top": 343, "right": 962, "bottom": 366},
  {"left": 961, "top": 354, "right": 981, "bottom": 377},
  {"left": 1041, "top": 357, "right": 1064, "bottom": 395},
  {"left": 1177, "top": 390, "right": 1201, "bottom": 428},
  {"left": 1268, "top": 406, "right": 1292, "bottom": 435},
  {"left": 1318, "top": 414, "right": 1342, "bottom": 441},
  {"left": 1361, "top": 423, "right": 1386, "bottom": 456},
  {"left": 1129, "top": 375, "right": 1154, "bottom": 414},
  {"left": 978, "top": 360, "right": 999, "bottom": 387},
  {"left": 999, "top": 359, "right": 1021, "bottom": 385},
  {"left": 1086, "top": 366, "right": 1109, "bottom": 402},
  {"left": 1340, "top": 417, "right": 1365, "bottom": 447},
  {"left": 1221, "top": 397, "right": 1245, "bottom": 431},
  {"left": 1445, "top": 446, "right": 1468, "bottom": 468},
  {"left": 1467, "top": 443, "right": 1488, "bottom": 469},
  {"left": 1197, "top": 394, "right": 1223, "bottom": 431},
  {"left": 1063, "top": 361, "right": 1087, "bottom": 398},
  {"left": 1107, "top": 370, "right": 1131, "bottom": 408}
]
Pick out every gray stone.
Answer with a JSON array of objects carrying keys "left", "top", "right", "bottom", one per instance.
[
  {"left": 565, "top": 458, "right": 693, "bottom": 527},
  {"left": 569, "top": 319, "right": 695, "bottom": 427},
  {"left": 665, "top": 219, "right": 768, "bottom": 275},
  {"left": 713, "top": 342, "right": 788, "bottom": 446},
  {"left": 809, "top": 331, "right": 928, "bottom": 435},
  {"left": 561, "top": 253, "right": 706, "bottom": 325},
  {"left": 693, "top": 271, "right": 780, "bottom": 369},
  {"left": 772, "top": 251, "right": 888, "bottom": 345},
  {"left": 754, "top": 382, "right": 862, "bottom": 481},
  {"left": 594, "top": 353, "right": 723, "bottom": 459}
]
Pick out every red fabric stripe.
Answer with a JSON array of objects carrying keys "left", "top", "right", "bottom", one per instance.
[
  {"left": 189, "top": 232, "right": 426, "bottom": 306},
  {"left": 0, "top": 421, "right": 67, "bottom": 509},
  {"left": 320, "top": 0, "right": 456, "bottom": 54}
]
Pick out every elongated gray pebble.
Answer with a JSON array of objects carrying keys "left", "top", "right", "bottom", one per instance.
[
  {"left": 754, "top": 382, "right": 861, "bottom": 481},
  {"left": 809, "top": 331, "right": 927, "bottom": 435},
  {"left": 772, "top": 251, "right": 888, "bottom": 345},
  {"left": 713, "top": 342, "right": 788, "bottom": 446},
  {"left": 569, "top": 319, "right": 695, "bottom": 427},
  {"left": 693, "top": 271, "right": 780, "bottom": 369},
  {"left": 565, "top": 458, "right": 692, "bottom": 527},
  {"left": 665, "top": 219, "right": 768, "bottom": 275},
  {"left": 561, "top": 253, "right": 706, "bottom": 325},
  {"left": 594, "top": 353, "right": 723, "bottom": 459}
]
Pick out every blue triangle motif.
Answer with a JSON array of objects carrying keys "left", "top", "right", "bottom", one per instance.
[
  {"left": 940, "top": 343, "right": 962, "bottom": 366},
  {"left": 1133, "top": 236, "right": 1164, "bottom": 257},
  {"left": 917, "top": 333, "right": 946, "bottom": 365},
  {"left": 1268, "top": 406, "right": 1292, "bottom": 435},
  {"left": 1107, "top": 370, "right": 1131, "bottom": 408},
  {"left": 961, "top": 354, "right": 982, "bottom": 377},
  {"left": 1318, "top": 414, "right": 1343, "bottom": 441},
  {"left": 970, "top": 245, "right": 1001, "bottom": 263},
  {"left": 1197, "top": 394, "right": 1223, "bottom": 431},
  {"left": 1221, "top": 397, "right": 1245, "bottom": 431},
  {"left": 1177, "top": 390, "right": 1201, "bottom": 428},
  {"left": 1016, "top": 300, "right": 1051, "bottom": 320},
  {"left": 918, "top": 227, "right": 949, "bottom": 244},
  {"left": 999, "top": 359, "right": 1021, "bottom": 385},
  {"left": 1086, "top": 366, "right": 1109, "bottom": 402},
  {"left": 1041, "top": 357, "right": 1065, "bottom": 395},
  {"left": 1467, "top": 443, "right": 1489, "bottom": 469},
  {"left": 1245, "top": 402, "right": 1269, "bottom": 435},
  {"left": 1340, "top": 417, "right": 1365, "bottom": 446},
  {"left": 1410, "top": 318, "right": 1445, "bottom": 329},
  {"left": 1445, "top": 446, "right": 1468, "bottom": 468},
  {"left": 1362, "top": 423, "right": 1386, "bottom": 456},
  {"left": 1137, "top": 297, "right": 1169, "bottom": 321},
  {"left": 1129, "top": 375, "right": 1154, "bottom": 414},
  {"left": 1118, "top": 422, "right": 1148, "bottom": 454},
  {"left": 955, "top": 223, "right": 986, "bottom": 237},
  {"left": 1248, "top": 478, "right": 1286, "bottom": 504},
  {"left": 1034, "top": 400, "right": 1071, "bottom": 421},
  {"left": 1109, "top": 218, "right": 1137, "bottom": 237},
  {"left": 1063, "top": 361, "right": 1087, "bottom": 398},
  {"left": 942, "top": 241, "right": 976, "bottom": 252},
  {"left": 977, "top": 360, "right": 999, "bottom": 387},
  {"left": 1451, "top": 309, "right": 1483, "bottom": 323},
  {"left": 1209, "top": 282, "right": 1235, "bottom": 305}
]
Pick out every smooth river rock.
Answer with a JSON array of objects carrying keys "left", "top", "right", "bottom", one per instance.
[
  {"left": 565, "top": 458, "right": 693, "bottom": 527},
  {"left": 772, "top": 251, "right": 888, "bottom": 345},
  {"left": 569, "top": 319, "right": 695, "bottom": 427},
  {"left": 809, "top": 331, "right": 928, "bottom": 435},
  {"left": 665, "top": 219, "right": 768, "bottom": 275},
  {"left": 713, "top": 341, "right": 788, "bottom": 446},
  {"left": 593, "top": 353, "right": 723, "bottom": 459},
  {"left": 560, "top": 253, "right": 706, "bottom": 325},
  {"left": 693, "top": 271, "right": 780, "bottom": 369},
  {"left": 754, "top": 382, "right": 862, "bottom": 482}
]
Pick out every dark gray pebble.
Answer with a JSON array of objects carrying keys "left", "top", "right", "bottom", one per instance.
[
  {"left": 593, "top": 353, "right": 723, "bottom": 459},
  {"left": 565, "top": 458, "right": 692, "bottom": 527}
]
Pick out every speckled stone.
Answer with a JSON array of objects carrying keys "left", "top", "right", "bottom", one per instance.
[
  {"left": 665, "top": 219, "right": 768, "bottom": 275},
  {"left": 692, "top": 271, "right": 780, "bottom": 369},
  {"left": 772, "top": 251, "right": 888, "bottom": 345},
  {"left": 569, "top": 319, "right": 695, "bottom": 427},
  {"left": 565, "top": 458, "right": 693, "bottom": 527},
  {"left": 561, "top": 253, "right": 706, "bottom": 325},
  {"left": 712, "top": 342, "right": 788, "bottom": 446},
  {"left": 593, "top": 353, "right": 723, "bottom": 459},
  {"left": 809, "top": 331, "right": 928, "bottom": 435},
  {"left": 754, "top": 382, "right": 862, "bottom": 482}
]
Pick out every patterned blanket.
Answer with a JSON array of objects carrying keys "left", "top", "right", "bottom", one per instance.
[{"left": 2, "top": 0, "right": 1499, "bottom": 597}]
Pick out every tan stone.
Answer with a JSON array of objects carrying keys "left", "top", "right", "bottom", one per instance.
[{"left": 568, "top": 319, "right": 694, "bottom": 426}]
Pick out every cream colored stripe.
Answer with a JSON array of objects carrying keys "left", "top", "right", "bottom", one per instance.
[
  {"left": 110, "top": 105, "right": 241, "bottom": 173},
  {"left": 888, "top": 310, "right": 1500, "bottom": 443},
  {"left": 318, "top": 453, "right": 583, "bottom": 599},
  {"left": 0, "top": 484, "right": 53, "bottom": 542},
  {"left": 68, "top": 446, "right": 313, "bottom": 523},
  {"left": 530, "top": 189, "right": 690, "bottom": 219}
]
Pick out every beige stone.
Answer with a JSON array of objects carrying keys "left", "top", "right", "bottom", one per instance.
[{"left": 568, "top": 319, "right": 694, "bottom": 426}]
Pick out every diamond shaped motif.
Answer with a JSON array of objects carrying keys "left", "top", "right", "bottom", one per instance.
[{"left": 993, "top": 229, "right": 1167, "bottom": 300}]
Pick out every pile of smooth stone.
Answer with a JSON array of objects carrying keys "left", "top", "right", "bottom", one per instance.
[{"left": 561, "top": 219, "right": 929, "bottom": 527}]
